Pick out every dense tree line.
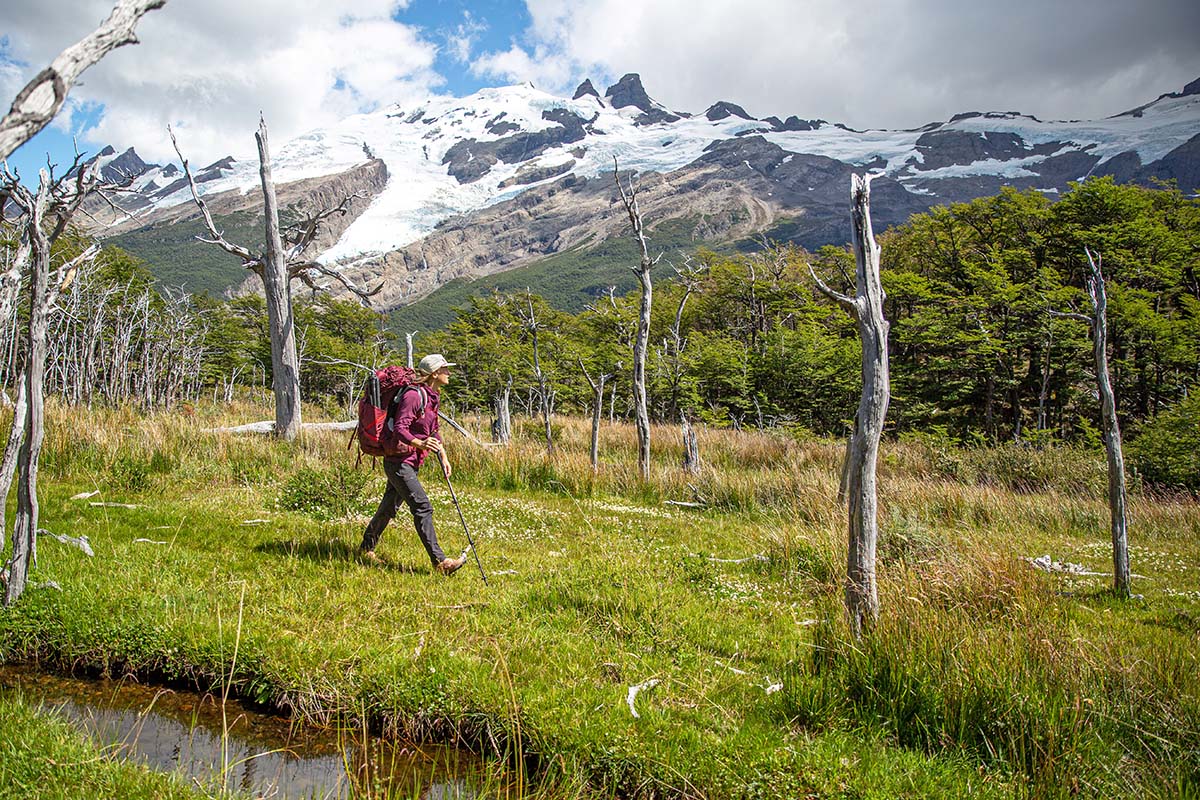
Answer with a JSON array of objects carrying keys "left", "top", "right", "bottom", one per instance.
[
  {"left": 2, "top": 178, "right": 1195, "bottom": 485},
  {"left": 427, "top": 179, "right": 1198, "bottom": 487}
]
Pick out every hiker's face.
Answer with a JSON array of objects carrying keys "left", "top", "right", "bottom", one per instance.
[{"left": 432, "top": 366, "right": 451, "bottom": 386}]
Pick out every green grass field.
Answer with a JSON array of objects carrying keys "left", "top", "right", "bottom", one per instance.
[{"left": 0, "top": 400, "right": 1197, "bottom": 798}]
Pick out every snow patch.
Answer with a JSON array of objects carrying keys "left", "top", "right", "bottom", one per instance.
[{"left": 124, "top": 82, "right": 1200, "bottom": 263}]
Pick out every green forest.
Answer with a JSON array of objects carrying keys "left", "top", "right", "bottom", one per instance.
[{"left": 140, "top": 178, "right": 1195, "bottom": 488}]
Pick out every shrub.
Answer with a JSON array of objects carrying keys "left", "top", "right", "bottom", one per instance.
[
  {"left": 1130, "top": 391, "right": 1200, "bottom": 492},
  {"left": 276, "top": 464, "right": 372, "bottom": 520},
  {"left": 107, "top": 454, "right": 152, "bottom": 492}
]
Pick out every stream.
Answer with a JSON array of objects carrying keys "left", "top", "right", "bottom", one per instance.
[{"left": 0, "top": 663, "right": 493, "bottom": 799}]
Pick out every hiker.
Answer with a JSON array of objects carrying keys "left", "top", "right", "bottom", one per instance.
[{"left": 360, "top": 354, "right": 466, "bottom": 575}]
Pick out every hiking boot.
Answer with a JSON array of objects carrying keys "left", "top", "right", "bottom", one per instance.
[
  {"left": 436, "top": 555, "right": 465, "bottom": 575},
  {"left": 360, "top": 549, "right": 383, "bottom": 565}
]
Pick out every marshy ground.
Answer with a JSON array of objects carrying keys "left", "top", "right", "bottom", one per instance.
[{"left": 1, "top": 400, "right": 1197, "bottom": 799}]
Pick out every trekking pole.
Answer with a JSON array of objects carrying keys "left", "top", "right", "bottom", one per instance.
[{"left": 437, "top": 450, "right": 488, "bottom": 585}]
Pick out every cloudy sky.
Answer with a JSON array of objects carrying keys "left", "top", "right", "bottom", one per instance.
[{"left": 3, "top": 0, "right": 1199, "bottom": 177}]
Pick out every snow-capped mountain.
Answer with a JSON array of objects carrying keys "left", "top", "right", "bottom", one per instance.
[{"left": 84, "top": 73, "right": 1200, "bottom": 310}]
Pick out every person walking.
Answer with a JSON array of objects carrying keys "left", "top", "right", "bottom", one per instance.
[{"left": 360, "top": 354, "right": 466, "bottom": 575}]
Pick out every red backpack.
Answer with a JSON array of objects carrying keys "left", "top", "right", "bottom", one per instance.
[{"left": 352, "top": 366, "right": 427, "bottom": 458}]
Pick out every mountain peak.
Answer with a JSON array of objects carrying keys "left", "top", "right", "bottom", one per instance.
[
  {"left": 573, "top": 79, "right": 601, "bottom": 102},
  {"left": 604, "top": 73, "right": 681, "bottom": 125},
  {"left": 705, "top": 101, "right": 754, "bottom": 122},
  {"left": 75, "top": 144, "right": 155, "bottom": 184},
  {"left": 1183, "top": 76, "right": 1200, "bottom": 97},
  {"left": 605, "top": 73, "right": 653, "bottom": 112}
]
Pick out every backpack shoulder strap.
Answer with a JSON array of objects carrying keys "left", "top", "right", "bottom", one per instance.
[{"left": 396, "top": 384, "right": 428, "bottom": 416}]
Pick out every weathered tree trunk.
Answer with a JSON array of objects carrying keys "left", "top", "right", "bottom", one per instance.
[
  {"left": 580, "top": 361, "right": 611, "bottom": 472},
  {"left": 405, "top": 331, "right": 416, "bottom": 369},
  {"left": 4, "top": 181, "right": 51, "bottom": 604},
  {"left": 0, "top": 380, "right": 28, "bottom": 532},
  {"left": 811, "top": 174, "right": 890, "bottom": 638},
  {"left": 590, "top": 379, "right": 606, "bottom": 470},
  {"left": 1085, "top": 248, "right": 1131, "bottom": 597},
  {"left": 0, "top": 229, "right": 30, "bottom": 549},
  {"left": 518, "top": 296, "right": 554, "bottom": 455},
  {"left": 492, "top": 378, "right": 512, "bottom": 444},
  {"left": 668, "top": 258, "right": 703, "bottom": 419},
  {"left": 1037, "top": 331, "right": 1053, "bottom": 431},
  {"left": 615, "top": 159, "right": 655, "bottom": 480},
  {"left": 255, "top": 118, "right": 301, "bottom": 441},
  {"left": 681, "top": 414, "right": 700, "bottom": 475},
  {"left": 632, "top": 265, "right": 652, "bottom": 479}
]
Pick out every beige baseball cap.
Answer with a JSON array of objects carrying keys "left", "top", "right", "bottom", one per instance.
[{"left": 417, "top": 353, "right": 456, "bottom": 373}]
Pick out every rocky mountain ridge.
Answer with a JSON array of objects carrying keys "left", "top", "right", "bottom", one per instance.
[{"left": 78, "top": 73, "right": 1200, "bottom": 311}]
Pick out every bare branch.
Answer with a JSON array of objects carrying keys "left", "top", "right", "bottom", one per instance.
[
  {"left": 48, "top": 242, "right": 100, "bottom": 306},
  {"left": 169, "top": 125, "right": 258, "bottom": 265},
  {"left": 282, "top": 194, "right": 361, "bottom": 258},
  {"left": 1048, "top": 309, "right": 1091, "bottom": 324},
  {"left": 579, "top": 359, "right": 600, "bottom": 392},
  {"left": 290, "top": 261, "right": 383, "bottom": 302},
  {"left": 88, "top": 182, "right": 147, "bottom": 228},
  {"left": 0, "top": 0, "right": 167, "bottom": 160},
  {"left": 808, "top": 263, "right": 855, "bottom": 312}
]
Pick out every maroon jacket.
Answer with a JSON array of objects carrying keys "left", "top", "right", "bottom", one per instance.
[{"left": 391, "top": 384, "right": 440, "bottom": 468}]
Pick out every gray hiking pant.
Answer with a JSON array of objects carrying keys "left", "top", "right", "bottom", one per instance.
[{"left": 361, "top": 457, "right": 446, "bottom": 565}]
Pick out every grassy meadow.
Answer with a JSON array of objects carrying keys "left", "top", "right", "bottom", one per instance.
[{"left": 0, "top": 399, "right": 1197, "bottom": 799}]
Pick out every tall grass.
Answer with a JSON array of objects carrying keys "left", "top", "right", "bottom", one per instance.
[
  {"left": 2, "top": 398, "right": 1197, "bottom": 798},
  {"left": 784, "top": 557, "right": 1200, "bottom": 797}
]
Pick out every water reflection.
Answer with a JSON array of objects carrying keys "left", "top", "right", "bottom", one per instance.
[{"left": 0, "top": 664, "right": 481, "bottom": 799}]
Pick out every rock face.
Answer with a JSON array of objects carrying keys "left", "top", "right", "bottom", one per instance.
[
  {"left": 80, "top": 73, "right": 1200, "bottom": 310},
  {"left": 335, "top": 160, "right": 793, "bottom": 311},
  {"left": 83, "top": 158, "right": 389, "bottom": 253},
  {"left": 705, "top": 101, "right": 754, "bottom": 121},
  {"left": 442, "top": 108, "right": 589, "bottom": 184},
  {"left": 605, "top": 73, "right": 682, "bottom": 125},
  {"left": 572, "top": 79, "right": 602, "bottom": 102},
  {"left": 1140, "top": 132, "right": 1200, "bottom": 193}
]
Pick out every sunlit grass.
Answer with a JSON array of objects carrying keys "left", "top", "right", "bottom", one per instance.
[{"left": 0, "top": 398, "right": 1196, "bottom": 798}]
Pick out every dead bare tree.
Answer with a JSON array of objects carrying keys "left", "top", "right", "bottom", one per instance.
[
  {"left": 44, "top": 272, "right": 206, "bottom": 409},
  {"left": 171, "top": 118, "right": 380, "bottom": 440},
  {"left": 614, "top": 158, "right": 660, "bottom": 480},
  {"left": 0, "top": 0, "right": 165, "bottom": 160},
  {"left": 681, "top": 415, "right": 701, "bottom": 475},
  {"left": 405, "top": 330, "right": 417, "bottom": 369},
  {"left": 516, "top": 293, "right": 554, "bottom": 455},
  {"left": 580, "top": 360, "right": 614, "bottom": 471},
  {"left": 666, "top": 255, "right": 706, "bottom": 418},
  {"left": 810, "top": 174, "right": 890, "bottom": 638},
  {"left": 1, "top": 165, "right": 103, "bottom": 605},
  {"left": 491, "top": 375, "right": 513, "bottom": 444},
  {"left": 668, "top": 256, "right": 706, "bottom": 473},
  {"left": 1051, "top": 248, "right": 1131, "bottom": 597}
]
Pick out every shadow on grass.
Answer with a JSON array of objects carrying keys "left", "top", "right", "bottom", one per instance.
[{"left": 255, "top": 537, "right": 427, "bottom": 575}]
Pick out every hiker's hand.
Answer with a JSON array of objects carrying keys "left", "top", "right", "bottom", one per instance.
[
  {"left": 442, "top": 457, "right": 452, "bottom": 479},
  {"left": 423, "top": 437, "right": 443, "bottom": 454}
]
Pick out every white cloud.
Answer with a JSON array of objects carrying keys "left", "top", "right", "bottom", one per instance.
[
  {"left": 445, "top": 12, "right": 488, "bottom": 64},
  {"left": 5, "top": 0, "right": 1198, "bottom": 169},
  {"left": 471, "top": 42, "right": 572, "bottom": 91},
  {"left": 473, "top": 0, "right": 1200, "bottom": 128},
  {"left": 4, "top": 0, "right": 443, "bottom": 165}
]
